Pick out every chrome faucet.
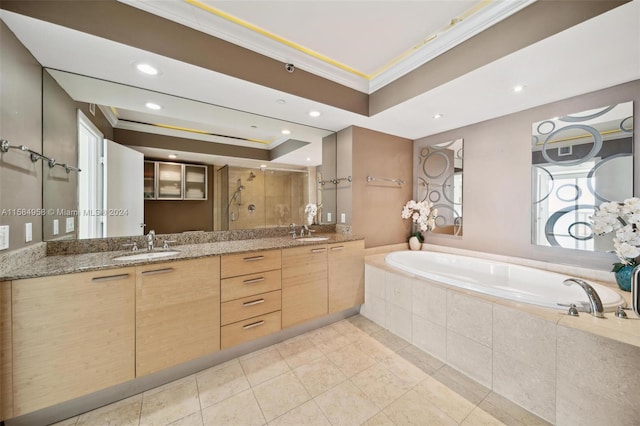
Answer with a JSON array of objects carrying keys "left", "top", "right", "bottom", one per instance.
[
  {"left": 289, "top": 223, "right": 297, "bottom": 239},
  {"left": 301, "top": 225, "right": 309, "bottom": 237},
  {"left": 632, "top": 265, "right": 640, "bottom": 317},
  {"left": 563, "top": 278, "right": 605, "bottom": 318},
  {"left": 145, "top": 229, "right": 156, "bottom": 251}
]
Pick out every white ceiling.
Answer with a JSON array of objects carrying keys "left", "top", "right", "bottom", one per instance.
[{"left": 1, "top": 1, "right": 639, "bottom": 167}]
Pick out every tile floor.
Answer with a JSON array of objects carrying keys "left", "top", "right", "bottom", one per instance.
[{"left": 52, "top": 315, "right": 550, "bottom": 426}]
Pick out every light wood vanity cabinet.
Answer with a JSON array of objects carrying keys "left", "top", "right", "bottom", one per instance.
[
  {"left": 136, "top": 257, "right": 220, "bottom": 377},
  {"left": 282, "top": 245, "right": 328, "bottom": 328},
  {"left": 328, "top": 240, "right": 365, "bottom": 313},
  {"left": 10, "top": 269, "right": 136, "bottom": 416},
  {"left": 1, "top": 281, "right": 12, "bottom": 420},
  {"left": 220, "top": 250, "right": 282, "bottom": 349}
]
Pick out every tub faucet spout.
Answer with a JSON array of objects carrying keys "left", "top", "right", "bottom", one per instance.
[{"left": 563, "top": 278, "right": 605, "bottom": 318}]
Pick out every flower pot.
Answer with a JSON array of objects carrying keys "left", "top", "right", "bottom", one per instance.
[
  {"left": 408, "top": 236, "right": 422, "bottom": 251},
  {"left": 614, "top": 265, "right": 633, "bottom": 292}
]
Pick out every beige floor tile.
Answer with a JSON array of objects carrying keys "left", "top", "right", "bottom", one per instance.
[
  {"left": 351, "top": 364, "right": 412, "bottom": 410},
  {"left": 293, "top": 355, "right": 347, "bottom": 397},
  {"left": 329, "top": 319, "right": 369, "bottom": 342},
  {"left": 461, "top": 407, "right": 507, "bottom": 426},
  {"left": 268, "top": 400, "right": 330, "bottom": 426},
  {"left": 325, "top": 343, "right": 377, "bottom": 378},
  {"left": 50, "top": 417, "right": 79, "bottom": 426},
  {"left": 140, "top": 376, "right": 200, "bottom": 426},
  {"left": 362, "top": 411, "right": 395, "bottom": 426},
  {"left": 276, "top": 335, "right": 325, "bottom": 369},
  {"left": 196, "top": 358, "right": 251, "bottom": 409},
  {"left": 413, "top": 376, "right": 476, "bottom": 423},
  {"left": 314, "top": 380, "right": 379, "bottom": 426},
  {"left": 305, "top": 325, "right": 342, "bottom": 346},
  {"left": 372, "top": 329, "right": 411, "bottom": 352},
  {"left": 480, "top": 392, "right": 551, "bottom": 426},
  {"left": 383, "top": 389, "right": 457, "bottom": 426},
  {"left": 76, "top": 395, "right": 142, "bottom": 426},
  {"left": 354, "top": 334, "right": 395, "bottom": 362},
  {"left": 315, "top": 333, "right": 352, "bottom": 354},
  {"left": 201, "top": 389, "right": 265, "bottom": 426},
  {"left": 168, "top": 411, "right": 204, "bottom": 426},
  {"left": 252, "top": 371, "right": 311, "bottom": 421},
  {"left": 347, "top": 315, "right": 384, "bottom": 335},
  {"left": 397, "top": 344, "right": 444, "bottom": 375},
  {"left": 379, "top": 352, "right": 429, "bottom": 387},
  {"left": 432, "top": 365, "right": 490, "bottom": 405},
  {"left": 240, "top": 346, "right": 291, "bottom": 386}
]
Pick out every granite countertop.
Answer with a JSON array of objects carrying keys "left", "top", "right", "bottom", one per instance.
[{"left": 1, "top": 233, "right": 363, "bottom": 281}]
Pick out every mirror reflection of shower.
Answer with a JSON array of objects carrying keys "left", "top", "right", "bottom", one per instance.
[
  {"left": 228, "top": 179, "right": 245, "bottom": 222},
  {"left": 217, "top": 165, "right": 311, "bottom": 230}
]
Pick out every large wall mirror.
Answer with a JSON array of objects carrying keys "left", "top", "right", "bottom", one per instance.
[
  {"left": 414, "top": 138, "right": 463, "bottom": 236},
  {"left": 531, "top": 102, "right": 634, "bottom": 251},
  {"left": 42, "top": 69, "right": 335, "bottom": 241}
]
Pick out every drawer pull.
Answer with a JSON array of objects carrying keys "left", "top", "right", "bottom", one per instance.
[
  {"left": 331, "top": 246, "right": 345, "bottom": 251},
  {"left": 243, "top": 255, "right": 265, "bottom": 262},
  {"left": 243, "top": 298, "right": 265, "bottom": 307},
  {"left": 311, "top": 248, "right": 327, "bottom": 253},
  {"left": 243, "top": 277, "right": 265, "bottom": 284},
  {"left": 91, "top": 273, "right": 130, "bottom": 282},
  {"left": 243, "top": 320, "right": 265, "bottom": 330},
  {"left": 141, "top": 268, "right": 174, "bottom": 276}
]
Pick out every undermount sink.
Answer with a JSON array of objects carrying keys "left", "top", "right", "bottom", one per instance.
[
  {"left": 295, "top": 237, "right": 329, "bottom": 242},
  {"left": 113, "top": 250, "right": 181, "bottom": 261}
]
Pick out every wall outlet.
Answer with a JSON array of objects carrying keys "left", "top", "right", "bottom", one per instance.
[
  {"left": 25, "top": 222, "right": 32, "bottom": 242},
  {"left": 0, "top": 225, "right": 9, "bottom": 250},
  {"left": 327, "top": 212, "right": 332, "bottom": 222},
  {"left": 340, "top": 213, "right": 346, "bottom": 223},
  {"left": 53, "top": 219, "right": 59, "bottom": 235},
  {"left": 65, "top": 217, "right": 75, "bottom": 233}
]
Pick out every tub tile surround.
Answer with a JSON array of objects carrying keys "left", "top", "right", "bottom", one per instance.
[
  {"left": 48, "top": 315, "right": 551, "bottom": 426},
  {"left": 363, "top": 249, "right": 640, "bottom": 425},
  {"left": 361, "top": 249, "right": 640, "bottom": 425}
]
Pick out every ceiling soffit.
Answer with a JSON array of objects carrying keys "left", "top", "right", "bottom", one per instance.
[{"left": 0, "top": 0, "right": 632, "bottom": 118}]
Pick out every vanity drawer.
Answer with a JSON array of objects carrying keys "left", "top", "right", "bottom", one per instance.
[
  {"left": 221, "top": 311, "right": 281, "bottom": 349},
  {"left": 221, "top": 249, "right": 282, "bottom": 279},
  {"left": 221, "top": 269, "right": 281, "bottom": 302},
  {"left": 221, "top": 290, "right": 281, "bottom": 326}
]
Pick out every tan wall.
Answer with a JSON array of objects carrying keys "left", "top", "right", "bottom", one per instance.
[
  {"left": 415, "top": 80, "right": 640, "bottom": 270},
  {"left": 0, "top": 21, "right": 43, "bottom": 251},
  {"left": 42, "top": 71, "right": 78, "bottom": 241},
  {"left": 350, "top": 126, "right": 413, "bottom": 248}
]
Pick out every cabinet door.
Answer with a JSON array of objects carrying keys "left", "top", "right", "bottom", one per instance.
[
  {"left": 282, "top": 245, "right": 328, "bottom": 328},
  {"left": 157, "top": 162, "right": 183, "bottom": 199},
  {"left": 12, "top": 269, "right": 135, "bottom": 416},
  {"left": 184, "top": 164, "right": 208, "bottom": 200},
  {"left": 136, "top": 257, "right": 220, "bottom": 377},
  {"left": 328, "top": 240, "right": 365, "bottom": 313},
  {"left": 1, "top": 281, "right": 12, "bottom": 420}
]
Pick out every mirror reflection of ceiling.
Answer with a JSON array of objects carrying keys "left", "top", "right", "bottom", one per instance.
[
  {"left": 46, "top": 69, "right": 333, "bottom": 167},
  {"left": 1, "top": 0, "right": 638, "bottom": 161}
]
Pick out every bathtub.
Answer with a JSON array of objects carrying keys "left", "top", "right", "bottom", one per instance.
[{"left": 385, "top": 250, "right": 626, "bottom": 312}]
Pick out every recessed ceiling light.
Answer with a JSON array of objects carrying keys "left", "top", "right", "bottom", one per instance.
[
  {"left": 281, "top": 129, "right": 291, "bottom": 135},
  {"left": 433, "top": 113, "right": 442, "bottom": 119},
  {"left": 513, "top": 85, "right": 525, "bottom": 93},
  {"left": 145, "top": 102, "right": 162, "bottom": 110},
  {"left": 136, "top": 63, "right": 159, "bottom": 75},
  {"left": 306, "top": 157, "right": 311, "bottom": 162},
  {"left": 276, "top": 99, "right": 286, "bottom": 105},
  {"left": 168, "top": 154, "right": 177, "bottom": 159},
  {"left": 309, "top": 111, "right": 321, "bottom": 117}
]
